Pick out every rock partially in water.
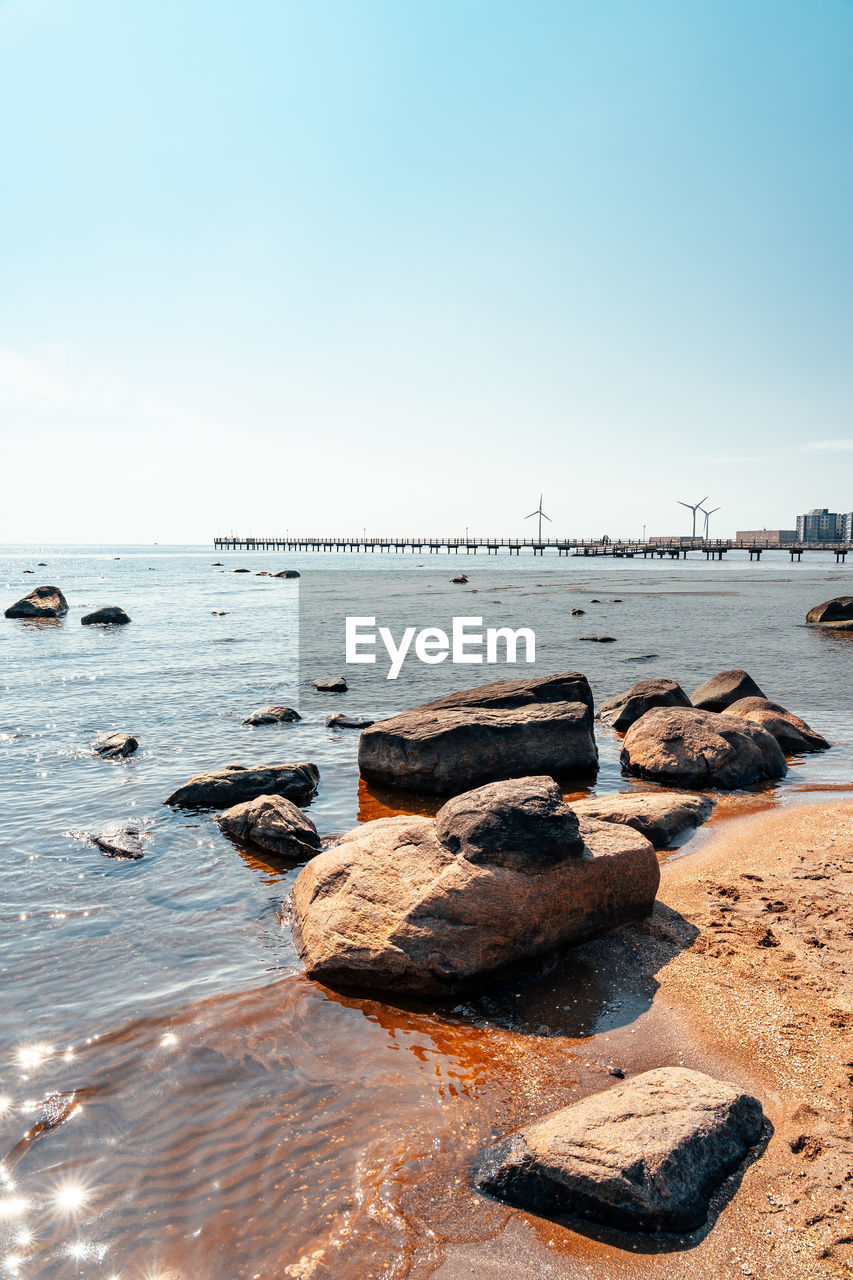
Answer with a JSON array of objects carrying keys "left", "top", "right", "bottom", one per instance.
[
  {"left": 274, "top": 570, "right": 300, "bottom": 578},
  {"left": 326, "top": 713, "right": 375, "bottom": 729},
  {"left": 165, "top": 762, "right": 319, "bottom": 809},
  {"left": 93, "top": 732, "right": 138, "bottom": 758},
  {"left": 620, "top": 707, "right": 786, "bottom": 789},
  {"left": 81, "top": 606, "right": 131, "bottom": 625},
  {"left": 578, "top": 635, "right": 616, "bottom": 643},
  {"left": 423, "top": 672, "right": 594, "bottom": 722},
  {"left": 88, "top": 825, "right": 146, "bottom": 859},
  {"left": 212, "top": 610, "right": 229, "bottom": 616},
  {"left": 571, "top": 791, "right": 713, "bottom": 849},
  {"left": 218, "top": 794, "right": 320, "bottom": 859},
  {"left": 475, "top": 1066, "right": 764, "bottom": 1233},
  {"left": 312, "top": 676, "right": 348, "bottom": 692},
  {"left": 290, "top": 778, "right": 658, "bottom": 992},
  {"left": 243, "top": 705, "right": 302, "bottom": 726},
  {"left": 804, "top": 593, "right": 850, "bottom": 624},
  {"left": 599, "top": 678, "right": 691, "bottom": 731},
  {"left": 5, "top": 585, "right": 68, "bottom": 619},
  {"left": 451, "top": 573, "right": 468, "bottom": 584},
  {"left": 233, "top": 568, "right": 251, "bottom": 573},
  {"left": 691, "top": 668, "right": 765, "bottom": 712},
  {"left": 725, "top": 697, "right": 830, "bottom": 754},
  {"left": 570, "top": 608, "right": 585, "bottom": 615},
  {"left": 358, "top": 700, "right": 598, "bottom": 795}
]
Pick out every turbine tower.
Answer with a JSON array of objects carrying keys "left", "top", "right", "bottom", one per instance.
[
  {"left": 700, "top": 505, "right": 721, "bottom": 539},
  {"left": 678, "top": 496, "right": 708, "bottom": 538},
  {"left": 525, "top": 494, "right": 552, "bottom": 544}
]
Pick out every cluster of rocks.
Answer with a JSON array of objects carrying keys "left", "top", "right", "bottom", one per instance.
[{"left": 5, "top": 586, "right": 131, "bottom": 625}]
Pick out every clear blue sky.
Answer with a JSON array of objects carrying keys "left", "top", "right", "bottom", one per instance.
[{"left": 1, "top": 0, "right": 851, "bottom": 541}]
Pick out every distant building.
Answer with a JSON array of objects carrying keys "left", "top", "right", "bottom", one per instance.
[
  {"left": 736, "top": 529, "right": 797, "bottom": 546},
  {"left": 795, "top": 508, "right": 851, "bottom": 542}
]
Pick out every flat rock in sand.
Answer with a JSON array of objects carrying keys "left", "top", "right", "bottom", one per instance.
[
  {"left": 598, "top": 678, "right": 691, "bottom": 731},
  {"left": 218, "top": 794, "right": 320, "bottom": 859},
  {"left": 290, "top": 776, "right": 658, "bottom": 992},
  {"left": 620, "top": 707, "right": 786, "bottom": 789},
  {"left": 571, "top": 791, "right": 713, "bottom": 848},
  {"left": 165, "top": 762, "right": 319, "bottom": 809},
  {"left": 475, "top": 1066, "right": 764, "bottom": 1233}
]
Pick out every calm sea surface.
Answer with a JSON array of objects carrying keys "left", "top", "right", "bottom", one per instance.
[{"left": 1, "top": 544, "right": 851, "bottom": 1278}]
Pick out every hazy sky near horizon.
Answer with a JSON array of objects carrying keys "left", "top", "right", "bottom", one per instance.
[{"left": 1, "top": 0, "right": 852, "bottom": 543}]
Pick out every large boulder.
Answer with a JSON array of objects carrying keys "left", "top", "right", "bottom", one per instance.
[
  {"left": 358, "top": 700, "right": 598, "bottom": 795},
  {"left": 165, "top": 762, "right": 319, "bottom": 809},
  {"left": 691, "top": 669, "right": 765, "bottom": 712},
  {"left": 421, "top": 673, "right": 594, "bottom": 724},
  {"left": 725, "top": 697, "right": 829, "bottom": 754},
  {"left": 620, "top": 707, "right": 786, "bottom": 789},
  {"left": 81, "top": 606, "right": 131, "bottom": 625},
  {"left": 218, "top": 794, "right": 320, "bottom": 859},
  {"left": 475, "top": 1067, "right": 764, "bottom": 1233},
  {"left": 598, "top": 679, "right": 691, "bottom": 731},
  {"left": 806, "top": 597, "right": 853, "bottom": 629},
  {"left": 5, "top": 585, "right": 68, "bottom": 619},
  {"left": 243, "top": 705, "right": 301, "bottom": 726},
  {"left": 290, "top": 776, "right": 659, "bottom": 992},
  {"left": 93, "top": 732, "right": 138, "bottom": 758},
  {"left": 571, "top": 791, "right": 712, "bottom": 849}
]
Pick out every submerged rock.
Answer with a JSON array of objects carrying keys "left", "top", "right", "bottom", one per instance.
[
  {"left": 5, "top": 585, "right": 68, "bottom": 619},
  {"left": 165, "top": 762, "right": 319, "bottom": 809},
  {"left": 218, "top": 794, "right": 320, "bottom": 859},
  {"left": 93, "top": 732, "right": 138, "bottom": 758},
  {"left": 475, "top": 1067, "right": 764, "bottom": 1233},
  {"left": 290, "top": 777, "right": 658, "bottom": 992},
  {"left": 81, "top": 606, "right": 131, "bottom": 625},
  {"left": 599, "top": 678, "right": 691, "bottom": 731},
  {"left": 312, "top": 676, "right": 348, "bottom": 693},
  {"left": 691, "top": 668, "right": 766, "bottom": 712},
  {"left": 88, "top": 826, "right": 145, "bottom": 859},
  {"left": 243, "top": 705, "right": 302, "bottom": 726},
  {"left": 620, "top": 707, "right": 786, "bottom": 789},
  {"left": 571, "top": 791, "right": 713, "bottom": 849},
  {"left": 359, "top": 700, "right": 597, "bottom": 794},
  {"left": 806, "top": 597, "right": 853, "bottom": 628},
  {"left": 326, "top": 714, "right": 374, "bottom": 729},
  {"left": 578, "top": 635, "right": 616, "bottom": 643},
  {"left": 725, "top": 697, "right": 829, "bottom": 754}
]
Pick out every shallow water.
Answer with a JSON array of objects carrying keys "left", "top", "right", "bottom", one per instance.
[{"left": 0, "top": 544, "right": 851, "bottom": 1278}]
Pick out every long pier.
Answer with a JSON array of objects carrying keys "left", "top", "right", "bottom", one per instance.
[{"left": 213, "top": 535, "right": 852, "bottom": 562}]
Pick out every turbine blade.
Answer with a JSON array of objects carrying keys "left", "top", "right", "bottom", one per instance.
[
  {"left": 542, "top": 512, "right": 553, "bottom": 522},
  {"left": 524, "top": 510, "right": 538, "bottom": 519}
]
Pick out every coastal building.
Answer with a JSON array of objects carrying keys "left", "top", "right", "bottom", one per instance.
[
  {"left": 796, "top": 509, "right": 852, "bottom": 542},
  {"left": 736, "top": 529, "right": 797, "bottom": 546}
]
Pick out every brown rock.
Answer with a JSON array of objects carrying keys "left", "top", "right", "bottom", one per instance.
[
  {"left": 691, "top": 668, "right": 766, "bottom": 712},
  {"left": 422, "top": 672, "right": 594, "bottom": 722},
  {"left": 806, "top": 596, "right": 853, "bottom": 625},
  {"left": 93, "top": 732, "right": 138, "bottom": 758},
  {"left": 434, "top": 776, "right": 583, "bottom": 868},
  {"left": 571, "top": 790, "right": 713, "bottom": 848},
  {"left": 620, "top": 707, "right": 786, "bottom": 789},
  {"left": 81, "top": 606, "right": 131, "bottom": 625},
  {"left": 599, "top": 678, "right": 691, "bottom": 731},
  {"left": 243, "top": 705, "right": 302, "bottom": 726},
  {"left": 5, "top": 585, "right": 68, "bottom": 619},
  {"left": 475, "top": 1066, "right": 764, "bottom": 1233},
  {"left": 289, "top": 779, "right": 658, "bottom": 992},
  {"left": 358, "top": 700, "right": 598, "bottom": 795},
  {"left": 326, "top": 714, "right": 374, "bottom": 729},
  {"left": 725, "top": 697, "right": 829, "bottom": 753},
  {"left": 218, "top": 794, "right": 320, "bottom": 859},
  {"left": 165, "top": 762, "right": 319, "bottom": 809}
]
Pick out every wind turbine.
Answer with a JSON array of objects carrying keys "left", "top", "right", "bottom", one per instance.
[
  {"left": 700, "top": 505, "right": 721, "bottom": 539},
  {"left": 525, "top": 494, "right": 552, "bottom": 544},
  {"left": 678, "top": 496, "right": 708, "bottom": 538}
]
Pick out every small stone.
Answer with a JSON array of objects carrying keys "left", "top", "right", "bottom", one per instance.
[
  {"left": 326, "top": 714, "right": 374, "bottom": 729},
  {"left": 93, "top": 732, "right": 138, "bottom": 758},
  {"left": 81, "top": 606, "right": 131, "bottom": 626},
  {"left": 312, "top": 676, "right": 348, "bottom": 693},
  {"left": 244, "top": 705, "right": 302, "bottom": 726}
]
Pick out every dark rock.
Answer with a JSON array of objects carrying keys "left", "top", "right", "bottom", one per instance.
[
  {"left": 624, "top": 654, "right": 660, "bottom": 663},
  {"left": 5, "top": 586, "right": 68, "bottom": 619},
  {"left": 81, "top": 606, "right": 131, "bottom": 626},
  {"left": 290, "top": 784, "right": 658, "bottom": 992},
  {"left": 599, "top": 678, "right": 691, "bottom": 731},
  {"left": 691, "top": 669, "right": 766, "bottom": 712},
  {"left": 37, "top": 562, "right": 47, "bottom": 566},
  {"left": 93, "top": 732, "right": 138, "bottom": 758},
  {"left": 274, "top": 570, "right": 300, "bottom": 578},
  {"left": 23, "top": 569, "right": 33, "bottom": 573},
  {"left": 233, "top": 568, "right": 251, "bottom": 573},
  {"left": 725, "top": 697, "right": 829, "bottom": 754},
  {"left": 571, "top": 608, "right": 585, "bottom": 616},
  {"left": 578, "top": 636, "right": 616, "bottom": 643},
  {"left": 244, "top": 705, "right": 302, "bottom": 726},
  {"left": 608, "top": 1066, "right": 625, "bottom": 1078},
  {"left": 218, "top": 794, "right": 320, "bottom": 859},
  {"left": 589, "top": 598, "right": 601, "bottom": 603},
  {"left": 165, "top": 762, "right": 319, "bottom": 809},
  {"left": 451, "top": 574, "right": 468, "bottom": 584},
  {"left": 620, "top": 707, "right": 786, "bottom": 789},
  {"left": 608, "top": 598, "right": 623, "bottom": 602},
  {"left": 312, "top": 676, "right": 348, "bottom": 693},
  {"left": 326, "top": 714, "right": 374, "bottom": 729},
  {"left": 359, "top": 700, "right": 598, "bottom": 795},
  {"left": 212, "top": 610, "right": 229, "bottom": 616},
  {"left": 475, "top": 1067, "right": 764, "bottom": 1233},
  {"left": 212, "top": 562, "right": 223, "bottom": 566},
  {"left": 434, "top": 776, "right": 584, "bottom": 869},
  {"left": 806, "top": 596, "right": 853, "bottom": 625},
  {"left": 571, "top": 791, "right": 713, "bottom": 849},
  {"left": 89, "top": 826, "right": 145, "bottom": 859}
]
